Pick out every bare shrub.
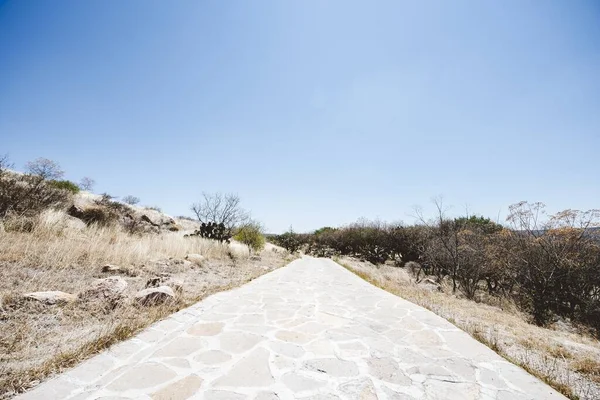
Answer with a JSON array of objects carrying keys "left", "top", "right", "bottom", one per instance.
[
  {"left": 79, "top": 177, "right": 95, "bottom": 191},
  {"left": 122, "top": 195, "right": 140, "bottom": 205},
  {"left": 0, "top": 155, "right": 72, "bottom": 218}
]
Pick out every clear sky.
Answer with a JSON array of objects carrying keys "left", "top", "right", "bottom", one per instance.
[{"left": 1, "top": 1, "right": 599, "bottom": 233}]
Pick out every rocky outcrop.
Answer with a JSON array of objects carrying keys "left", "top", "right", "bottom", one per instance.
[
  {"left": 135, "top": 286, "right": 176, "bottom": 305},
  {"left": 23, "top": 291, "right": 77, "bottom": 305}
]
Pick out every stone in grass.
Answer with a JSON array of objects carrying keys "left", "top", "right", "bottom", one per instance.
[
  {"left": 185, "top": 254, "right": 205, "bottom": 265},
  {"left": 146, "top": 276, "right": 184, "bottom": 294},
  {"left": 101, "top": 264, "right": 123, "bottom": 273},
  {"left": 135, "top": 286, "right": 176, "bottom": 305},
  {"left": 23, "top": 291, "right": 77, "bottom": 305},
  {"left": 79, "top": 276, "right": 128, "bottom": 302}
]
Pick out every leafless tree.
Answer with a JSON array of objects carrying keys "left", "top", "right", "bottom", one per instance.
[
  {"left": 26, "top": 158, "right": 64, "bottom": 181},
  {"left": 191, "top": 192, "right": 249, "bottom": 235},
  {"left": 79, "top": 177, "right": 96, "bottom": 191},
  {"left": 122, "top": 195, "right": 140, "bottom": 205}
]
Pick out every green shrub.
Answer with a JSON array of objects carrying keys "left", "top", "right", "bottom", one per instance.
[
  {"left": 235, "top": 222, "right": 266, "bottom": 254},
  {"left": 48, "top": 179, "right": 80, "bottom": 194}
]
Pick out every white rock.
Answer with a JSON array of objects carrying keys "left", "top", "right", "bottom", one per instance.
[
  {"left": 185, "top": 254, "right": 205, "bottom": 265},
  {"left": 135, "top": 286, "right": 176, "bottom": 305},
  {"left": 23, "top": 291, "right": 77, "bottom": 305}
]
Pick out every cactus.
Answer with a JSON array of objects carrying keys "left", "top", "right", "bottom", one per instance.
[{"left": 186, "top": 222, "right": 231, "bottom": 243}]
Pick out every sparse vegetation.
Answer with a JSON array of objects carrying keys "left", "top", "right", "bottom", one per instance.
[
  {"left": 78, "top": 177, "right": 95, "bottom": 191},
  {"left": 0, "top": 158, "right": 290, "bottom": 398},
  {"left": 0, "top": 155, "right": 73, "bottom": 218},
  {"left": 122, "top": 195, "right": 140, "bottom": 205},
  {"left": 273, "top": 201, "right": 600, "bottom": 337},
  {"left": 48, "top": 179, "right": 80, "bottom": 194}
]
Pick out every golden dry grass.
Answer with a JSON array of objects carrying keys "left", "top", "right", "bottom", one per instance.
[
  {"left": 336, "top": 256, "right": 600, "bottom": 400},
  {"left": 0, "top": 210, "right": 293, "bottom": 398}
]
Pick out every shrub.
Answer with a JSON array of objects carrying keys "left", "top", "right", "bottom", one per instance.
[
  {"left": 186, "top": 222, "right": 232, "bottom": 243},
  {"left": 79, "top": 176, "right": 95, "bottom": 191},
  {"left": 48, "top": 179, "right": 80, "bottom": 194},
  {"left": 78, "top": 207, "right": 118, "bottom": 226},
  {"left": 122, "top": 195, "right": 140, "bottom": 205},
  {"left": 235, "top": 221, "right": 266, "bottom": 254},
  {"left": 273, "top": 228, "right": 306, "bottom": 253},
  {"left": 0, "top": 155, "right": 72, "bottom": 218}
]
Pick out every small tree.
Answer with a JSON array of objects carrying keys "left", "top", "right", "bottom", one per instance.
[
  {"left": 235, "top": 220, "right": 266, "bottom": 254},
  {"left": 79, "top": 177, "right": 96, "bottom": 191},
  {"left": 122, "top": 195, "right": 140, "bottom": 205},
  {"left": 26, "top": 158, "right": 64, "bottom": 181}
]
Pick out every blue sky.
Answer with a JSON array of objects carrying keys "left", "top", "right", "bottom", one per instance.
[{"left": 1, "top": 0, "right": 599, "bottom": 233}]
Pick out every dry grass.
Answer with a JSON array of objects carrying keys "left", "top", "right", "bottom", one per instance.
[
  {"left": 336, "top": 256, "right": 600, "bottom": 400},
  {"left": 0, "top": 210, "right": 293, "bottom": 398}
]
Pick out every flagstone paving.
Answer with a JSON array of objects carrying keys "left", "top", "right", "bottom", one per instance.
[{"left": 17, "top": 257, "right": 567, "bottom": 400}]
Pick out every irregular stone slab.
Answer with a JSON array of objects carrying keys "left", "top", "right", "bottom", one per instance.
[
  {"left": 204, "top": 390, "right": 246, "bottom": 400},
  {"left": 424, "top": 379, "right": 480, "bottom": 400},
  {"left": 213, "top": 348, "right": 274, "bottom": 387},
  {"left": 275, "top": 330, "right": 312, "bottom": 344},
  {"left": 304, "top": 358, "right": 359, "bottom": 377},
  {"left": 135, "top": 285, "right": 176, "bottom": 305},
  {"left": 269, "top": 341, "right": 305, "bottom": 358},
  {"left": 107, "top": 362, "right": 177, "bottom": 391},
  {"left": 254, "top": 392, "right": 280, "bottom": 400},
  {"left": 187, "top": 322, "right": 224, "bottom": 336},
  {"left": 219, "top": 331, "right": 263, "bottom": 353},
  {"left": 194, "top": 350, "right": 232, "bottom": 365},
  {"left": 281, "top": 372, "right": 326, "bottom": 392},
  {"left": 152, "top": 336, "right": 205, "bottom": 358},
  {"left": 338, "top": 378, "right": 377, "bottom": 399},
  {"left": 367, "top": 357, "right": 411, "bottom": 385},
  {"left": 151, "top": 374, "right": 203, "bottom": 400}
]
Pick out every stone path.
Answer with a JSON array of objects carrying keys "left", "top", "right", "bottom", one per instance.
[{"left": 17, "top": 257, "right": 567, "bottom": 400}]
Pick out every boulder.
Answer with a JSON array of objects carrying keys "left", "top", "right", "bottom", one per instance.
[
  {"left": 67, "top": 204, "right": 86, "bottom": 220},
  {"left": 185, "top": 254, "right": 205, "bottom": 265},
  {"left": 135, "top": 286, "right": 175, "bottom": 305},
  {"left": 23, "top": 291, "right": 77, "bottom": 305},
  {"left": 79, "top": 276, "right": 128, "bottom": 302},
  {"left": 140, "top": 214, "right": 160, "bottom": 227}
]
